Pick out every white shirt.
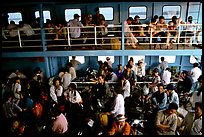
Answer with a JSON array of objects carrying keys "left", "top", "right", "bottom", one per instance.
[
  {"left": 190, "top": 116, "right": 202, "bottom": 135},
  {"left": 19, "top": 24, "right": 35, "bottom": 36},
  {"left": 50, "top": 85, "right": 63, "bottom": 103},
  {"left": 190, "top": 67, "right": 202, "bottom": 83},
  {"left": 68, "top": 90, "right": 82, "bottom": 104},
  {"left": 190, "top": 91, "right": 202, "bottom": 108},
  {"left": 108, "top": 72, "right": 118, "bottom": 82},
  {"left": 69, "top": 67, "right": 76, "bottom": 81},
  {"left": 12, "top": 83, "right": 21, "bottom": 99},
  {"left": 123, "top": 80, "right": 130, "bottom": 99},
  {"left": 158, "top": 61, "right": 168, "bottom": 72},
  {"left": 161, "top": 70, "right": 171, "bottom": 85},
  {"left": 61, "top": 72, "right": 72, "bottom": 90},
  {"left": 111, "top": 94, "right": 125, "bottom": 117},
  {"left": 67, "top": 19, "right": 84, "bottom": 38}
]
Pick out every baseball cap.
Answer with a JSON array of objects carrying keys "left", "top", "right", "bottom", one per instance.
[{"left": 74, "top": 14, "right": 80, "bottom": 18}]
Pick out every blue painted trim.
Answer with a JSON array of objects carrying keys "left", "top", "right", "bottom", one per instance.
[{"left": 2, "top": 49, "right": 202, "bottom": 58}]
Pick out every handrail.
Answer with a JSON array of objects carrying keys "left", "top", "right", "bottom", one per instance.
[{"left": 2, "top": 23, "right": 202, "bottom": 50}]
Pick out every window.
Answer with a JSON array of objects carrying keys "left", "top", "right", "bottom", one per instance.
[
  {"left": 128, "top": 56, "right": 145, "bottom": 64},
  {"left": 8, "top": 12, "right": 22, "bottom": 24},
  {"left": 159, "top": 56, "right": 176, "bottom": 63},
  {"left": 65, "top": 9, "right": 81, "bottom": 22},
  {"left": 190, "top": 55, "right": 200, "bottom": 64},
  {"left": 99, "top": 7, "right": 113, "bottom": 20},
  {"left": 98, "top": 56, "right": 114, "bottom": 63},
  {"left": 35, "top": 10, "right": 51, "bottom": 23},
  {"left": 129, "top": 6, "right": 147, "bottom": 19},
  {"left": 69, "top": 56, "right": 85, "bottom": 64},
  {"left": 163, "top": 6, "right": 181, "bottom": 19}
]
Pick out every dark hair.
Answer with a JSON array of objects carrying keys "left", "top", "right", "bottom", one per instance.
[
  {"left": 195, "top": 102, "right": 202, "bottom": 111},
  {"left": 159, "top": 16, "right": 165, "bottom": 20},
  {"left": 168, "top": 102, "right": 178, "bottom": 110},
  {"left": 161, "top": 57, "right": 165, "bottom": 61},
  {"left": 193, "top": 62, "right": 199, "bottom": 67},
  {"left": 182, "top": 70, "right": 189, "bottom": 75},
  {"left": 127, "top": 17, "right": 133, "bottom": 22},
  {"left": 114, "top": 84, "right": 123, "bottom": 94},
  {"left": 153, "top": 15, "right": 158, "bottom": 19}
]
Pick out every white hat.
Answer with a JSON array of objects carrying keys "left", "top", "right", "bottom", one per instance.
[{"left": 116, "top": 114, "right": 127, "bottom": 122}]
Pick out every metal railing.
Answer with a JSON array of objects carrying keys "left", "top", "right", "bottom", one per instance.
[{"left": 2, "top": 23, "right": 202, "bottom": 50}]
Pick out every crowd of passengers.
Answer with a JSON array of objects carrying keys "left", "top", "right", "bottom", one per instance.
[
  {"left": 2, "top": 56, "right": 202, "bottom": 136},
  {"left": 2, "top": 7, "right": 202, "bottom": 49}
]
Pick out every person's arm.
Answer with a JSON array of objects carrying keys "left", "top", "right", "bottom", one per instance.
[
  {"left": 158, "top": 93, "right": 167, "bottom": 110},
  {"left": 123, "top": 122, "right": 131, "bottom": 135},
  {"left": 50, "top": 86, "right": 58, "bottom": 103}
]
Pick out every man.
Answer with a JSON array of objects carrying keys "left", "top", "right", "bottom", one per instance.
[
  {"left": 161, "top": 68, "right": 171, "bottom": 86},
  {"left": 151, "top": 83, "right": 168, "bottom": 111},
  {"left": 51, "top": 105, "right": 68, "bottom": 135},
  {"left": 155, "top": 102, "right": 178, "bottom": 135},
  {"left": 67, "top": 13, "right": 84, "bottom": 44},
  {"left": 158, "top": 57, "right": 168, "bottom": 75},
  {"left": 92, "top": 7, "right": 105, "bottom": 26},
  {"left": 179, "top": 102, "right": 202, "bottom": 135},
  {"left": 166, "top": 83, "right": 179, "bottom": 108},
  {"left": 124, "top": 17, "right": 138, "bottom": 49},
  {"left": 190, "top": 62, "right": 202, "bottom": 92},
  {"left": 70, "top": 56, "right": 81, "bottom": 70},
  {"left": 108, "top": 114, "right": 131, "bottom": 135}
]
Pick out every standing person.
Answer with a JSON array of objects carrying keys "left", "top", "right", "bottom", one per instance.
[
  {"left": 11, "top": 77, "right": 23, "bottom": 105},
  {"left": 92, "top": 7, "right": 105, "bottom": 26},
  {"left": 158, "top": 56, "right": 169, "bottom": 75},
  {"left": 115, "top": 64, "right": 123, "bottom": 81},
  {"left": 105, "top": 57, "right": 112, "bottom": 68},
  {"left": 51, "top": 105, "right": 68, "bottom": 135},
  {"left": 66, "top": 62, "right": 76, "bottom": 81},
  {"left": 50, "top": 77, "right": 63, "bottom": 105},
  {"left": 106, "top": 85, "right": 125, "bottom": 127},
  {"left": 190, "top": 75, "right": 202, "bottom": 109},
  {"left": 190, "top": 62, "right": 202, "bottom": 92},
  {"left": 121, "top": 75, "right": 131, "bottom": 100},
  {"left": 70, "top": 56, "right": 81, "bottom": 70},
  {"left": 67, "top": 13, "right": 84, "bottom": 44},
  {"left": 93, "top": 74, "right": 113, "bottom": 111},
  {"left": 155, "top": 102, "right": 178, "bottom": 135},
  {"left": 60, "top": 68, "right": 72, "bottom": 92},
  {"left": 161, "top": 68, "right": 171, "bottom": 87},
  {"left": 124, "top": 17, "right": 138, "bottom": 49}
]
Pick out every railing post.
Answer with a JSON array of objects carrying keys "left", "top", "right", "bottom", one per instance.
[
  {"left": 17, "top": 30, "right": 22, "bottom": 48},
  {"left": 67, "top": 27, "right": 71, "bottom": 47},
  {"left": 94, "top": 26, "right": 97, "bottom": 46}
]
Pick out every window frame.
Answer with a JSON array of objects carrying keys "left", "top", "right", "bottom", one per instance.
[
  {"left": 8, "top": 12, "right": 22, "bottom": 24},
  {"left": 128, "top": 6, "right": 148, "bottom": 20},
  {"left": 99, "top": 7, "right": 114, "bottom": 21},
  {"left": 65, "top": 8, "right": 82, "bottom": 22},
  {"left": 162, "top": 5, "right": 181, "bottom": 19},
  {"left": 35, "top": 10, "right": 51, "bottom": 23}
]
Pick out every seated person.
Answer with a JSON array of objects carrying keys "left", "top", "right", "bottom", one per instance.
[
  {"left": 132, "top": 15, "right": 145, "bottom": 37},
  {"left": 108, "top": 114, "right": 131, "bottom": 135},
  {"left": 155, "top": 102, "right": 178, "bottom": 135},
  {"left": 166, "top": 21, "right": 178, "bottom": 49}
]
